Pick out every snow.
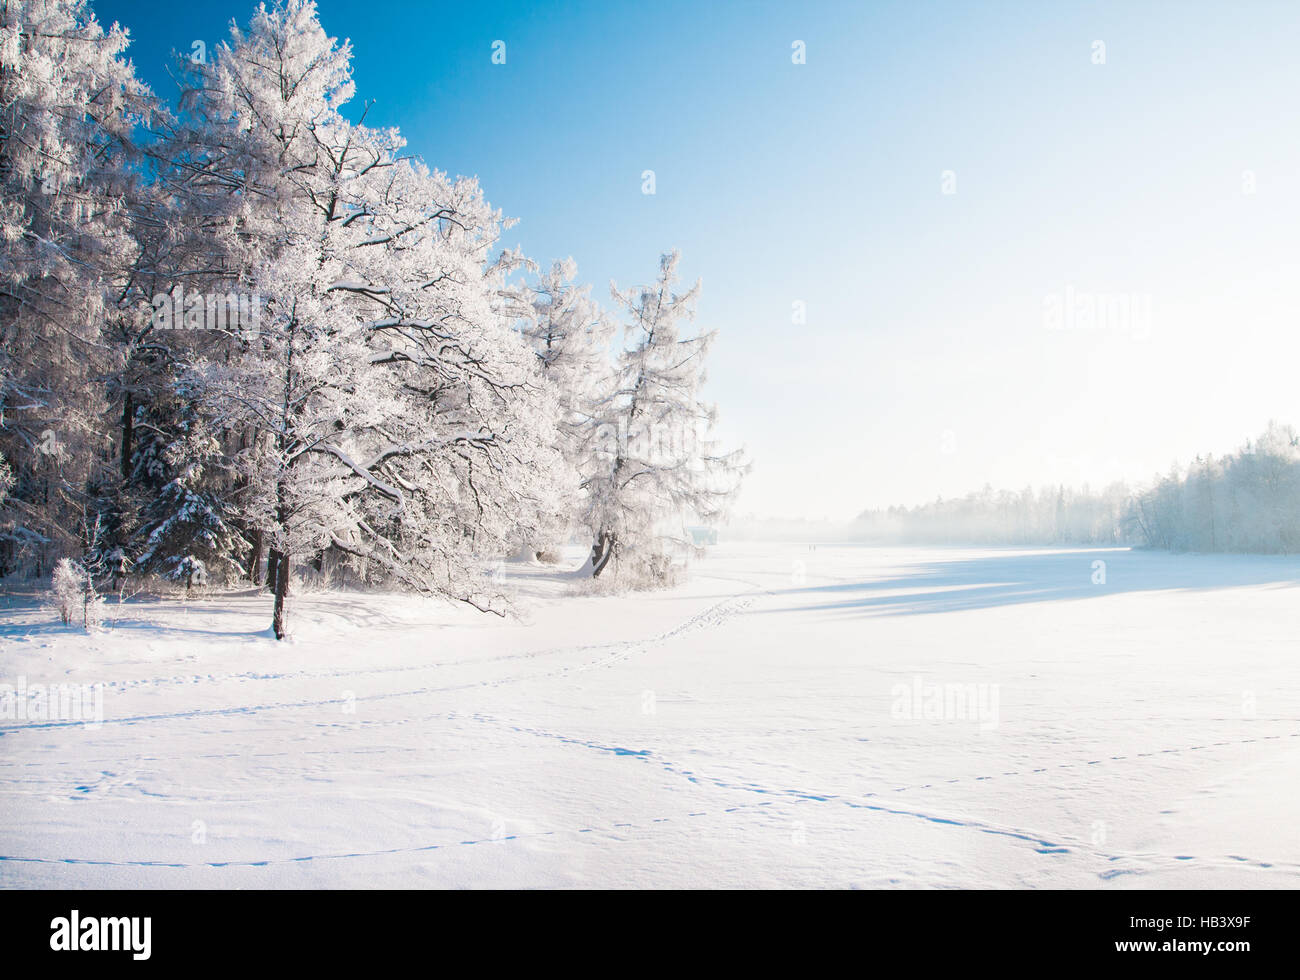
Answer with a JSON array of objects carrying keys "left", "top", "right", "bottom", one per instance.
[{"left": 3, "top": 543, "right": 1299, "bottom": 888}]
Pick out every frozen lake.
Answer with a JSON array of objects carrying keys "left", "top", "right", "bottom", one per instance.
[{"left": 3, "top": 543, "right": 1299, "bottom": 887}]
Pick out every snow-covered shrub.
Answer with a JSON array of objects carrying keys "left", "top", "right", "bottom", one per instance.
[
  {"left": 51, "top": 551, "right": 107, "bottom": 626},
  {"left": 51, "top": 558, "right": 84, "bottom": 625},
  {"left": 50, "top": 557, "right": 102, "bottom": 629},
  {"left": 170, "top": 556, "right": 207, "bottom": 594},
  {"left": 83, "top": 592, "right": 105, "bottom": 631},
  {"left": 573, "top": 543, "right": 684, "bottom": 595}
]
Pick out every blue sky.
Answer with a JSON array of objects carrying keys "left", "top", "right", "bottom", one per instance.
[{"left": 98, "top": 0, "right": 1300, "bottom": 519}]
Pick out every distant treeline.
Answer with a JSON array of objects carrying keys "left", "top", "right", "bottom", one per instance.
[
  {"left": 852, "top": 423, "right": 1300, "bottom": 554},
  {"left": 852, "top": 483, "right": 1130, "bottom": 546}
]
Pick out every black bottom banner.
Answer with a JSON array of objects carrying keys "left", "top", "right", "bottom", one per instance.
[{"left": 0, "top": 888, "right": 1287, "bottom": 969}]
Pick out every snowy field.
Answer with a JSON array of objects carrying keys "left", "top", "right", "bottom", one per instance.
[{"left": 2, "top": 543, "right": 1299, "bottom": 889}]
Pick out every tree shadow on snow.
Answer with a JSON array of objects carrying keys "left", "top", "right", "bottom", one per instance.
[{"left": 760, "top": 548, "right": 1300, "bottom": 618}]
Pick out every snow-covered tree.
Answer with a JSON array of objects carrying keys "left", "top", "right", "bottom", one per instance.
[
  {"left": 128, "top": 384, "right": 248, "bottom": 590},
  {"left": 583, "top": 250, "right": 745, "bottom": 582},
  {"left": 1126, "top": 422, "right": 1300, "bottom": 553},
  {"left": 522, "top": 258, "right": 616, "bottom": 406},
  {"left": 178, "top": 0, "right": 567, "bottom": 636},
  {"left": 0, "top": 0, "right": 753, "bottom": 626},
  {"left": 517, "top": 257, "right": 616, "bottom": 556},
  {"left": 0, "top": 0, "right": 155, "bottom": 573}
]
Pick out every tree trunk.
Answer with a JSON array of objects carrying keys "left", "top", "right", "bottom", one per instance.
[
  {"left": 246, "top": 529, "right": 264, "bottom": 585},
  {"left": 591, "top": 531, "right": 615, "bottom": 578},
  {"left": 272, "top": 551, "right": 290, "bottom": 639},
  {"left": 265, "top": 549, "right": 280, "bottom": 593},
  {"left": 120, "top": 391, "right": 133, "bottom": 481}
]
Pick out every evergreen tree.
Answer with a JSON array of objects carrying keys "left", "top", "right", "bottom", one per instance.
[{"left": 583, "top": 251, "right": 745, "bottom": 582}]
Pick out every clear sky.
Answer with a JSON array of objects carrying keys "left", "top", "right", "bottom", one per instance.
[{"left": 97, "top": 0, "right": 1300, "bottom": 520}]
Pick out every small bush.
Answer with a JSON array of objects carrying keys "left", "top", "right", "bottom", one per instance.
[
  {"left": 51, "top": 559, "right": 84, "bottom": 625},
  {"left": 50, "top": 558, "right": 102, "bottom": 629}
]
